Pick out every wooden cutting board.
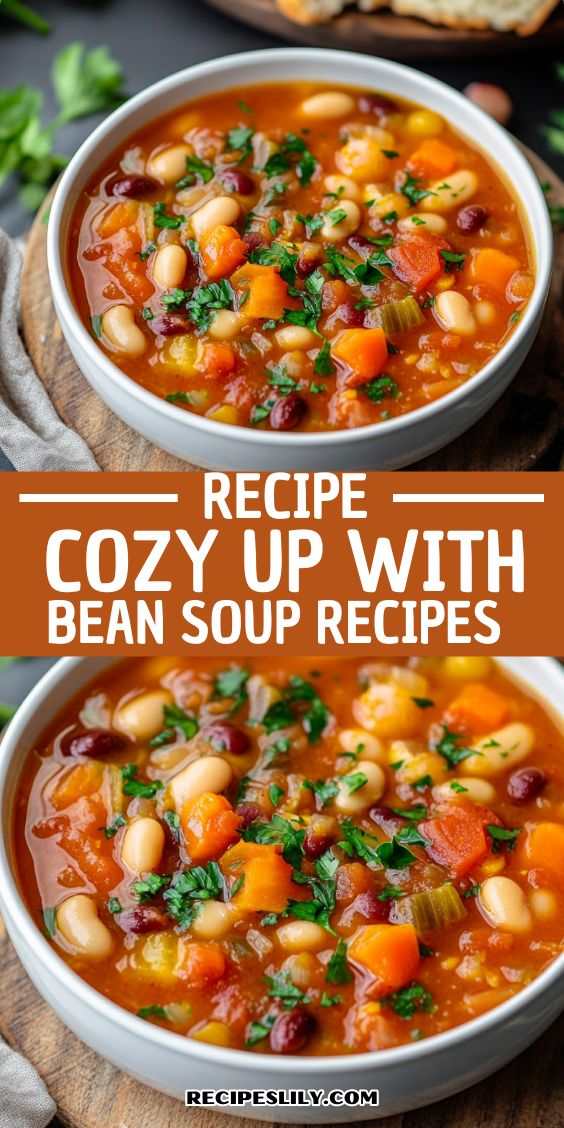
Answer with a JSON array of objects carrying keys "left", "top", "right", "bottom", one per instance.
[
  {"left": 0, "top": 914, "right": 562, "bottom": 1128},
  {"left": 20, "top": 148, "right": 564, "bottom": 472},
  {"left": 205, "top": 0, "right": 564, "bottom": 58}
]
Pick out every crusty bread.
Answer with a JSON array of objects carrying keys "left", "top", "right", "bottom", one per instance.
[{"left": 275, "top": 0, "right": 560, "bottom": 34}]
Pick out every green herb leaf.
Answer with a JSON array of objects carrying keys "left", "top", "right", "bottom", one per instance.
[
  {"left": 314, "top": 339, "right": 335, "bottom": 377},
  {"left": 377, "top": 884, "right": 405, "bottom": 901},
  {"left": 241, "top": 813, "right": 305, "bottom": 870},
  {"left": 326, "top": 937, "right": 353, "bottom": 985},
  {"left": 42, "top": 906, "right": 57, "bottom": 938},
  {"left": 440, "top": 249, "right": 467, "bottom": 273},
  {"left": 381, "top": 982, "right": 435, "bottom": 1019},
  {"left": 187, "top": 280, "right": 235, "bottom": 332},
  {"left": 175, "top": 154, "right": 214, "bottom": 189},
  {"left": 265, "top": 972, "right": 311, "bottom": 1009},
  {"left": 149, "top": 704, "right": 199, "bottom": 748},
  {"left": 400, "top": 173, "right": 434, "bottom": 207},
  {"left": 363, "top": 375, "right": 399, "bottom": 403},
  {"left": 107, "top": 897, "right": 122, "bottom": 914},
  {"left": 411, "top": 697, "right": 435, "bottom": 709},
  {"left": 104, "top": 814, "right": 127, "bottom": 839},
  {"left": 132, "top": 873, "right": 171, "bottom": 903},
  {"left": 487, "top": 825, "right": 520, "bottom": 853},
  {"left": 121, "top": 764, "right": 164, "bottom": 800},
  {"left": 245, "top": 1016, "right": 276, "bottom": 1046},
  {"left": 138, "top": 1005, "right": 167, "bottom": 1020},
  {"left": 164, "top": 811, "right": 181, "bottom": 841},
  {"left": 268, "top": 783, "right": 284, "bottom": 807},
  {"left": 433, "top": 725, "right": 478, "bottom": 769},
  {"left": 153, "top": 202, "right": 183, "bottom": 229}
]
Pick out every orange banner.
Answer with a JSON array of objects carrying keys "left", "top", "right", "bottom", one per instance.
[{"left": 1, "top": 471, "right": 561, "bottom": 655}]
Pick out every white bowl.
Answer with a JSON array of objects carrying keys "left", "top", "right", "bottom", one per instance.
[
  {"left": 47, "top": 49, "right": 552, "bottom": 471},
  {"left": 0, "top": 657, "right": 563, "bottom": 1122}
]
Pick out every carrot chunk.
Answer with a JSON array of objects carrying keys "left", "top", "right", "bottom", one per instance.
[
  {"left": 332, "top": 328, "right": 388, "bottom": 388},
  {"left": 181, "top": 792, "right": 241, "bottom": 862},
  {"left": 51, "top": 763, "right": 105, "bottom": 810},
  {"left": 200, "top": 224, "right": 246, "bottom": 281},
  {"left": 523, "top": 823, "right": 564, "bottom": 883},
  {"left": 446, "top": 683, "right": 508, "bottom": 734},
  {"left": 197, "top": 341, "right": 237, "bottom": 379},
  {"left": 178, "top": 942, "right": 227, "bottom": 986},
  {"left": 97, "top": 201, "right": 139, "bottom": 238},
  {"left": 408, "top": 139, "right": 458, "bottom": 180},
  {"left": 389, "top": 234, "right": 443, "bottom": 294},
  {"left": 420, "top": 806, "right": 490, "bottom": 879},
  {"left": 469, "top": 248, "right": 519, "bottom": 293},
  {"left": 349, "top": 923, "right": 420, "bottom": 994},
  {"left": 230, "top": 263, "right": 289, "bottom": 320},
  {"left": 220, "top": 841, "right": 294, "bottom": 913}
]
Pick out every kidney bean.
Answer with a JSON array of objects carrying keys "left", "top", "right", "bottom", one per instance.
[
  {"left": 332, "top": 301, "right": 365, "bottom": 328},
  {"left": 269, "top": 1008, "right": 316, "bottom": 1054},
  {"left": 348, "top": 234, "right": 374, "bottom": 261},
  {"left": 116, "top": 906, "right": 169, "bottom": 934},
  {"left": 341, "top": 889, "right": 389, "bottom": 926},
  {"left": 235, "top": 803, "right": 267, "bottom": 829},
  {"left": 270, "top": 393, "right": 307, "bottom": 431},
  {"left": 303, "top": 828, "right": 334, "bottom": 860},
  {"left": 67, "top": 729, "right": 126, "bottom": 758},
  {"left": 243, "top": 233, "right": 265, "bottom": 254},
  {"left": 507, "top": 768, "right": 546, "bottom": 803},
  {"left": 108, "top": 174, "right": 158, "bottom": 198},
  {"left": 358, "top": 93, "right": 398, "bottom": 118},
  {"left": 205, "top": 720, "right": 250, "bottom": 756},
  {"left": 369, "top": 805, "right": 406, "bottom": 837},
  {"left": 220, "top": 169, "right": 255, "bottom": 195},
  {"left": 456, "top": 205, "right": 488, "bottom": 234},
  {"left": 296, "top": 248, "right": 321, "bottom": 277},
  {"left": 148, "top": 313, "right": 191, "bottom": 337}
]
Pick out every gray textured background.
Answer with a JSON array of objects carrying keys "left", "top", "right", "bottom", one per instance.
[{"left": 0, "top": 0, "right": 563, "bottom": 471}]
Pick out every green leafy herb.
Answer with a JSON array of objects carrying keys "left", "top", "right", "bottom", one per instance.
[
  {"left": 487, "top": 825, "right": 520, "bottom": 853},
  {"left": 121, "top": 764, "right": 164, "bottom": 800},
  {"left": 166, "top": 391, "right": 194, "bottom": 404},
  {"left": 377, "top": 884, "right": 405, "bottom": 901},
  {"left": 245, "top": 1016, "right": 276, "bottom": 1046},
  {"left": 138, "top": 1005, "right": 167, "bottom": 1020},
  {"left": 363, "top": 375, "right": 399, "bottom": 403},
  {"left": 381, "top": 982, "right": 435, "bottom": 1019},
  {"left": 247, "top": 242, "right": 298, "bottom": 285},
  {"left": 400, "top": 173, "right": 434, "bottom": 207},
  {"left": 268, "top": 783, "right": 284, "bottom": 807},
  {"left": 104, "top": 814, "right": 127, "bottom": 839},
  {"left": 91, "top": 314, "right": 102, "bottom": 339},
  {"left": 267, "top": 364, "right": 299, "bottom": 394},
  {"left": 314, "top": 339, "right": 335, "bottom": 377},
  {"left": 149, "top": 704, "right": 199, "bottom": 748},
  {"left": 449, "top": 781, "right": 468, "bottom": 794},
  {"left": 42, "top": 907, "right": 57, "bottom": 938},
  {"left": 107, "top": 897, "right": 122, "bottom": 914},
  {"left": 440, "top": 249, "right": 467, "bottom": 273},
  {"left": 241, "top": 813, "right": 305, "bottom": 870},
  {"left": 265, "top": 972, "right": 311, "bottom": 1009},
  {"left": 303, "top": 778, "right": 339, "bottom": 808},
  {"left": 509, "top": 311, "right": 522, "bottom": 325},
  {"left": 164, "top": 811, "right": 181, "bottom": 841},
  {"left": 132, "top": 873, "right": 171, "bottom": 903},
  {"left": 269, "top": 217, "right": 281, "bottom": 236},
  {"left": 262, "top": 133, "right": 317, "bottom": 185},
  {"left": 139, "top": 241, "right": 157, "bottom": 262},
  {"left": 187, "top": 280, "right": 234, "bottom": 332},
  {"left": 260, "top": 699, "right": 295, "bottom": 733},
  {"left": 391, "top": 805, "right": 427, "bottom": 821},
  {"left": 176, "top": 154, "right": 214, "bottom": 189},
  {"left": 413, "top": 775, "right": 433, "bottom": 791},
  {"left": 287, "top": 676, "right": 331, "bottom": 743},
  {"left": 411, "top": 697, "right": 435, "bottom": 709},
  {"left": 396, "top": 823, "right": 427, "bottom": 847},
  {"left": 260, "top": 912, "right": 279, "bottom": 927},
  {"left": 160, "top": 288, "right": 190, "bottom": 310},
  {"left": 326, "top": 937, "right": 353, "bottom": 985},
  {"left": 283, "top": 268, "right": 325, "bottom": 334},
  {"left": 326, "top": 206, "right": 348, "bottom": 226},
  {"left": 250, "top": 399, "right": 276, "bottom": 426},
  {"left": 338, "top": 820, "right": 417, "bottom": 870},
  {"left": 321, "top": 992, "right": 343, "bottom": 1007},
  {"left": 284, "top": 850, "right": 338, "bottom": 933},
  {"left": 163, "top": 863, "right": 225, "bottom": 929},
  {"left": 433, "top": 725, "right": 477, "bottom": 768},
  {"left": 463, "top": 883, "right": 481, "bottom": 899},
  {"left": 296, "top": 212, "right": 324, "bottom": 238},
  {"left": 153, "top": 202, "right": 183, "bottom": 230},
  {"left": 343, "top": 772, "right": 369, "bottom": 794},
  {"left": 225, "top": 125, "right": 254, "bottom": 162},
  {"left": 142, "top": 307, "right": 154, "bottom": 321}
]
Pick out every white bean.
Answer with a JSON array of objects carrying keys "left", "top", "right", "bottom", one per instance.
[
  {"left": 338, "top": 728, "right": 385, "bottom": 764},
  {"left": 474, "top": 300, "right": 497, "bottom": 326},
  {"left": 275, "top": 325, "right": 319, "bottom": 350},
  {"left": 398, "top": 212, "right": 447, "bottom": 235},
  {"left": 434, "top": 291, "right": 476, "bottom": 336},
  {"left": 529, "top": 889, "right": 558, "bottom": 921},
  {"left": 276, "top": 921, "right": 329, "bottom": 952},
  {"left": 334, "top": 760, "right": 386, "bottom": 814},
  {"left": 321, "top": 199, "right": 360, "bottom": 241},
  {"left": 121, "top": 817, "right": 165, "bottom": 873},
  {"left": 301, "top": 91, "right": 355, "bottom": 119},
  {"left": 461, "top": 723, "right": 534, "bottom": 777},
  {"left": 208, "top": 310, "right": 241, "bottom": 340},
  {"left": 190, "top": 900, "right": 240, "bottom": 939},
  {"left": 191, "top": 196, "right": 241, "bottom": 239},
  {"left": 433, "top": 777, "right": 496, "bottom": 805},
  {"left": 478, "top": 876, "right": 532, "bottom": 933},
  {"left": 57, "top": 895, "right": 114, "bottom": 959},
  {"left": 323, "top": 174, "right": 360, "bottom": 202},
  {"left": 421, "top": 170, "right": 478, "bottom": 213},
  {"left": 169, "top": 755, "right": 233, "bottom": 811},
  {"left": 152, "top": 244, "right": 188, "bottom": 289},
  {"left": 147, "top": 143, "right": 193, "bottom": 185},
  {"left": 114, "top": 689, "right": 173, "bottom": 742},
  {"left": 101, "top": 305, "right": 147, "bottom": 358}
]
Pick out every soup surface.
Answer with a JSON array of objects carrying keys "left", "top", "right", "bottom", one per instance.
[
  {"left": 15, "top": 657, "right": 564, "bottom": 1056},
  {"left": 68, "top": 82, "right": 534, "bottom": 432}
]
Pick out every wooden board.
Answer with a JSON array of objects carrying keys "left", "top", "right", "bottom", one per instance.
[
  {"left": 20, "top": 148, "right": 564, "bottom": 473},
  {"left": 204, "top": 0, "right": 564, "bottom": 58},
  {"left": 0, "top": 915, "right": 562, "bottom": 1128}
]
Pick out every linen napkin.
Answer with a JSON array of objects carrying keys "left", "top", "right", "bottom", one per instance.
[
  {"left": 0, "top": 226, "right": 99, "bottom": 471},
  {"left": 0, "top": 1036, "right": 55, "bottom": 1128}
]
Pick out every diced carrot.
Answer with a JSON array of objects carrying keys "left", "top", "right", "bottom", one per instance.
[
  {"left": 522, "top": 823, "right": 564, "bottom": 883},
  {"left": 335, "top": 862, "right": 374, "bottom": 904},
  {"left": 197, "top": 341, "right": 237, "bottom": 379},
  {"left": 97, "top": 201, "right": 140, "bottom": 239},
  {"left": 200, "top": 224, "right": 246, "bottom": 281},
  {"left": 468, "top": 248, "right": 519, "bottom": 293},
  {"left": 111, "top": 224, "right": 143, "bottom": 258},
  {"left": 230, "top": 263, "right": 289, "bottom": 320},
  {"left": 181, "top": 792, "right": 241, "bottom": 862},
  {"left": 408, "top": 138, "right": 458, "bottom": 180},
  {"left": 420, "top": 806, "right": 490, "bottom": 879},
  {"left": 105, "top": 251, "right": 154, "bottom": 304},
  {"left": 389, "top": 234, "right": 443, "bottom": 294},
  {"left": 179, "top": 942, "right": 227, "bottom": 986},
  {"left": 332, "top": 328, "right": 388, "bottom": 388},
  {"left": 51, "top": 763, "right": 105, "bottom": 810},
  {"left": 59, "top": 797, "right": 122, "bottom": 891},
  {"left": 220, "top": 841, "right": 294, "bottom": 913},
  {"left": 349, "top": 923, "right": 420, "bottom": 994},
  {"left": 322, "top": 278, "right": 350, "bottom": 312},
  {"left": 446, "top": 683, "right": 508, "bottom": 734}
]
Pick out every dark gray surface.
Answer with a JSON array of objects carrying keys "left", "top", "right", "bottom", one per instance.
[{"left": 1, "top": 0, "right": 563, "bottom": 471}]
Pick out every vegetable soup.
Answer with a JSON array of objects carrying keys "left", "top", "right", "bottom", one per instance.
[
  {"left": 14, "top": 657, "right": 564, "bottom": 1055},
  {"left": 68, "top": 83, "right": 534, "bottom": 432}
]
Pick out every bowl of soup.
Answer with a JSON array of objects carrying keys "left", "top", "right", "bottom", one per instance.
[
  {"left": 1, "top": 656, "right": 563, "bottom": 1119},
  {"left": 47, "top": 49, "right": 552, "bottom": 470}
]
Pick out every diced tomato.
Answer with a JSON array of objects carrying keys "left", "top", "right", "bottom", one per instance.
[
  {"left": 420, "top": 806, "right": 490, "bottom": 879},
  {"left": 389, "top": 234, "right": 444, "bottom": 295},
  {"left": 446, "top": 682, "right": 508, "bottom": 735}
]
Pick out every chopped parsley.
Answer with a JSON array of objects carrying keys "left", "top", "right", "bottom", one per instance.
[
  {"left": 149, "top": 704, "right": 199, "bottom": 747},
  {"left": 42, "top": 907, "right": 57, "bottom": 938},
  {"left": 213, "top": 666, "right": 249, "bottom": 713},
  {"left": 120, "top": 764, "right": 164, "bottom": 800},
  {"left": 163, "top": 863, "right": 226, "bottom": 929},
  {"left": 187, "top": 280, "right": 235, "bottom": 332},
  {"left": 225, "top": 125, "right": 254, "bottom": 162},
  {"left": 153, "top": 202, "right": 183, "bottom": 229},
  {"left": 440, "top": 249, "right": 467, "bottom": 273},
  {"left": 463, "top": 883, "right": 481, "bottom": 900},
  {"left": 363, "top": 375, "right": 399, "bottom": 403},
  {"left": 91, "top": 314, "right": 102, "bottom": 339},
  {"left": 433, "top": 725, "right": 478, "bottom": 769},
  {"left": 268, "top": 783, "right": 284, "bottom": 807},
  {"left": 164, "top": 811, "right": 181, "bottom": 841},
  {"left": 138, "top": 1005, "right": 168, "bottom": 1020},
  {"left": 265, "top": 972, "right": 311, "bottom": 1009},
  {"left": 267, "top": 364, "right": 299, "bottom": 394},
  {"left": 303, "top": 778, "right": 339, "bottom": 808},
  {"left": 245, "top": 1016, "right": 276, "bottom": 1046},
  {"left": 104, "top": 813, "right": 126, "bottom": 839},
  {"left": 284, "top": 849, "right": 338, "bottom": 933},
  {"left": 343, "top": 771, "right": 369, "bottom": 793},
  {"left": 175, "top": 154, "right": 214, "bottom": 189},
  {"left": 487, "top": 825, "right": 520, "bottom": 853},
  {"left": 338, "top": 820, "right": 417, "bottom": 869},
  {"left": 107, "top": 897, "right": 122, "bottom": 914},
  {"left": 314, "top": 339, "right": 335, "bottom": 377},
  {"left": 381, "top": 982, "right": 435, "bottom": 1020},
  {"left": 411, "top": 697, "right": 435, "bottom": 709},
  {"left": 400, "top": 173, "right": 434, "bottom": 207},
  {"left": 139, "top": 241, "right": 157, "bottom": 261},
  {"left": 161, "top": 287, "right": 191, "bottom": 310},
  {"left": 247, "top": 242, "right": 298, "bottom": 285},
  {"left": 377, "top": 884, "right": 405, "bottom": 901},
  {"left": 241, "top": 813, "right": 305, "bottom": 870},
  {"left": 132, "top": 873, "right": 171, "bottom": 903},
  {"left": 283, "top": 268, "right": 324, "bottom": 334},
  {"left": 326, "top": 937, "right": 353, "bottom": 985},
  {"left": 391, "top": 805, "right": 427, "bottom": 821},
  {"left": 321, "top": 992, "right": 343, "bottom": 1007}
]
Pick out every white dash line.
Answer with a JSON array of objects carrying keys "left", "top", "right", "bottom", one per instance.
[
  {"left": 392, "top": 493, "right": 544, "bottom": 504},
  {"left": 19, "top": 494, "right": 179, "bottom": 503}
]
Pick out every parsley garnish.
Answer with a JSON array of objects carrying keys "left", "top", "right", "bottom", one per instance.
[
  {"left": 42, "top": 907, "right": 57, "bottom": 938},
  {"left": 440, "top": 249, "right": 467, "bottom": 273},
  {"left": 269, "top": 783, "right": 284, "bottom": 807},
  {"left": 267, "top": 364, "right": 299, "bottom": 394},
  {"left": 149, "top": 704, "right": 199, "bottom": 748},
  {"left": 247, "top": 242, "right": 298, "bottom": 285},
  {"left": 400, "top": 173, "right": 434, "bottom": 207},
  {"left": 377, "top": 884, "right": 405, "bottom": 901},
  {"left": 245, "top": 1016, "right": 276, "bottom": 1046},
  {"left": 175, "top": 154, "right": 214, "bottom": 189},
  {"left": 283, "top": 268, "right": 324, "bottom": 334},
  {"left": 187, "top": 280, "right": 235, "bottom": 333},
  {"left": 303, "top": 778, "right": 339, "bottom": 808},
  {"left": 138, "top": 1005, "right": 168, "bottom": 1020},
  {"left": 107, "top": 897, "right": 122, "bottom": 914},
  {"left": 314, "top": 339, "right": 335, "bottom": 377},
  {"left": 363, "top": 375, "right": 399, "bottom": 403},
  {"left": 139, "top": 241, "right": 157, "bottom": 262},
  {"left": 391, "top": 805, "right": 427, "bottom": 821},
  {"left": 321, "top": 992, "right": 343, "bottom": 1007},
  {"left": 412, "top": 697, "right": 435, "bottom": 709},
  {"left": 121, "top": 764, "right": 164, "bottom": 800},
  {"left": 381, "top": 982, "right": 435, "bottom": 1019},
  {"left": 326, "top": 937, "right": 353, "bottom": 984},
  {"left": 284, "top": 849, "right": 338, "bottom": 933},
  {"left": 265, "top": 972, "right": 311, "bottom": 1009},
  {"left": 104, "top": 814, "right": 126, "bottom": 839},
  {"left": 241, "top": 813, "right": 305, "bottom": 870},
  {"left": 213, "top": 666, "right": 249, "bottom": 713},
  {"left": 153, "top": 202, "right": 183, "bottom": 229},
  {"left": 163, "top": 863, "right": 226, "bottom": 929},
  {"left": 433, "top": 725, "right": 478, "bottom": 768},
  {"left": 225, "top": 125, "right": 254, "bottom": 162},
  {"left": 463, "top": 882, "right": 481, "bottom": 899},
  {"left": 487, "top": 825, "right": 520, "bottom": 853},
  {"left": 164, "top": 811, "right": 181, "bottom": 841},
  {"left": 132, "top": 873, "right": 171, "bottom": 903}
]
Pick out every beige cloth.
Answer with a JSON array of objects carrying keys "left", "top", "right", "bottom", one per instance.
[
  {"left": 0, "top": 1036, "right": 55, "bottom": 1128},
  {"left": 0, "top": 227, "right": 98, "bottom": 471}
]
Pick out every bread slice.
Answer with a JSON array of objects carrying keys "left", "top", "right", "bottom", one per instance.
[
  {"left": 390, "top": 0, "right": 560, "bottom": 35},
  {"left": 275, "top": 0, "right": 559, "bottom": 34}
]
